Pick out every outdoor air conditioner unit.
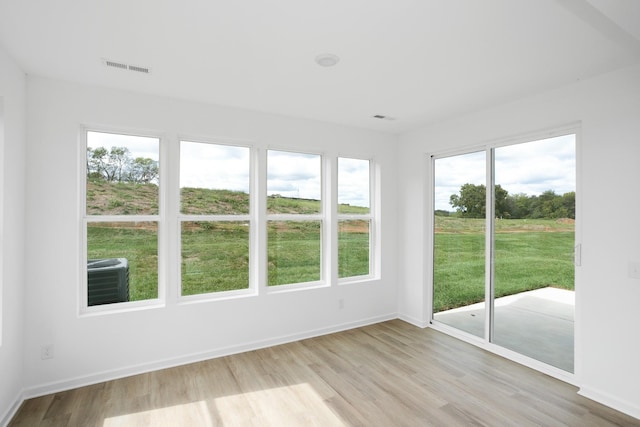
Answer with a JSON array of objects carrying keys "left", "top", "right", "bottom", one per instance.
[{"left": 87, "top": 258, "right": 129, "bottom": 306}]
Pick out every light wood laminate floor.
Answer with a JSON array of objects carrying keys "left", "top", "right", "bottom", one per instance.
[{"left": 9, "top": 320, "right": 640, "bottom": 426}]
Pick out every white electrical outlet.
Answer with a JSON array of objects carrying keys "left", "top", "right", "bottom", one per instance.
[
  {"left": 338, "top": 299, "right": 345, "bottom": 310},
  {"left": 629, "top": 262, "right": 640, "bottom": 279},
  {"left": 41, "top": 345, "right": 54, "bottom": 360}
]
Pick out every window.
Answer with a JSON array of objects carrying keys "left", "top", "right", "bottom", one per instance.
[
  {"left": 180, "top": 141, "right": 251, "bottom": 296},
  {"left": 84, "top": 130, "right": 161, "bottom": 308},
  {"left": 338, "top": 157, "right": 371, "bottom": 279},
  {"left": 81, "top": 129, "right": 379, "bottom": 311},
  {"left": 267, "top": 150, "right": 322, "bottom": 286}
]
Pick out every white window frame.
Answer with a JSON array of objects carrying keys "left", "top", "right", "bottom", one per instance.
[
  {"left": 177, "top": 138, "right": 256, "bottom": 302},
  {"left": 79, "top": 126, "right": 166, "bottom": 315},
  {"left": 427, "top": 123, "right": 581, "bottom": 383},
  {"left": 265, "top": 148, "right": 326, "bottom": 292},
  {"left": 78, "top": 127, "right": 383, "bottom": 313},
  {"left": 337, "top": 156, "right": 375, "bottom": 283}
]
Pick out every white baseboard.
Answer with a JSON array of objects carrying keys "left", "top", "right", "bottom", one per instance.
[
  {"left": 397, "top": 312, "right": 429, "bottom": 328},
  {"left": 579, "top": 386, "right": 640, "bottom": 421},
  {"left": 21, "top": 313, "right": 397, "bottom": 401},
  {"left": 13, "top": 314, "right": 639, "bottom": 424},
  {"left": 1, "top": 391, "right": 24, "bottom": 427}
]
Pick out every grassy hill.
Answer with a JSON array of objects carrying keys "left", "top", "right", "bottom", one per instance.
[
  {"left": 87, "top": 180, "right": 370, "bottom": 301},
  {"left": 87, "top": 180, "right": 369, "bottom": 215},
  {"left": 87, "top": 181, "right": 574, "bottom": 310}
]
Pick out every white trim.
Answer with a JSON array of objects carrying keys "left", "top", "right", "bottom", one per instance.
[
  {"left": 179, "top": 134, "right": 255, "bottom": 149},
  {"left": 336, "top": 213, "right": 372, "bottom": 220},
  {"left": 266, "top": 145, "right": 325, "bottom": 157},
  {"left": 372, "top": 157, "right": 382, "bottom": 279},
  {"left": 255, "top": 146, "right": 267, "bottom": 294},
  {"left": 266, "top": 214, "right": 323, "bottom": 221},
  {"left": 77, "top": 299, "right": 165, "bottom": 317},
  {"left": 424, "top": 154, "right": 435, "bottom": 324},
  {"left": 85, "top": 215, "right": 160, "bottom": 222},
  {"left": 265, "top": 148, "right": 326, "bottom": 288},
  {"left": 486, "top": 148, "right": 494, "bottom": 342},
  {"left": 325, "top": 154, "right": 336, "bottom": 286},
  {"left": 0, "top": 390, "right": 24, "bottom": 427},
  {"left": 429, "top": 122, "right": 581, "bottom": 160},
  {"left": 337, "top": 273, "right": 374, "bottom": 285},
  {"left": 578, "top": 386, "right": 640, "bottom": 420},
  {"left": 573, "top": 127, "right": 584, "bottom": 385},
  {"left": 177, "top": 214, "right": 251, "bottom": 222},
  {"left": 266, "top": 279, "right": 328, "bottom": 293},
  {"left": 178, "top": 288, "right": 257, "bottom": 305},
  {"left": 336, "top": 156, "right": 376, "bottom": 282},
  {"left": 427, "top": 123, "right": 581, "bottom": 382},
  {"left": 176, "top": 138, "right": 254, "bottom": 300},
  {"left": 398, "top": 313, "right": 430, "bottom": 328},
  {"left": 20, "top": 314, "right": 396, "bottom": 401},
  {"left": 81, "top": 124, "right": 166, "bottom": 141},
  {"left": 0, "top": 98, "right": 4, "bottom": 346},
  {"left": 79, "top": 127, "right": 165, "bottom": 315}
]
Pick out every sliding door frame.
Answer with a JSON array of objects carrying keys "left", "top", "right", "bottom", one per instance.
[{"left": 427, "top": 123, "right": 581, "bottom": 385}]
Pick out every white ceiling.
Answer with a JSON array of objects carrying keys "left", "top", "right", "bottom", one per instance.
[{"left": 1, "top": 0, "right": 639, "bottom": 133}]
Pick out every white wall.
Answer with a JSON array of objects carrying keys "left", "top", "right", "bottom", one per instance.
[
  {"left": 398, "top": 64, "right": 640, "bottom": 418},
  {"left": 0, "top": 45, "right": 27, "bottom": 424},
  {"left": 22, "top": 76, "right": 398, "bottom": 395}
]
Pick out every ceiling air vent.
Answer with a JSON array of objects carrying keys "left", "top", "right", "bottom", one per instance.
[
  {"left": 372, "top": 114, "right": 396, "bottom": 121},
  {"left": 103, "top": 59, "right": 151, "bottom": 74},
  {"left": 127, "top": 64, "right": 150, "bottom": 74}
]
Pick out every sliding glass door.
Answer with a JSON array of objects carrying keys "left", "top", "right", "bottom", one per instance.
[
  {"left": 432, "top": 134, "right": 576, "bottom": 373},
  {"left": 433, "top": 151, "right": 486, "bottom": 338}
]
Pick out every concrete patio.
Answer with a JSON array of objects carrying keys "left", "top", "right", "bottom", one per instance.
[{"left": 434, "top": 287, "right": 575, "bottom": 372}]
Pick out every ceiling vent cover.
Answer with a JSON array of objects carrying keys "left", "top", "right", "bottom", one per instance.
[
  {"left": 372, "top": 115, "right": 396, "bottom": 121},
  {"left": 103, "top": 59, "right": 151, "bottom": 74}
]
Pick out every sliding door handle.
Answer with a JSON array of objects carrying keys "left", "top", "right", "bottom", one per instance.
[{"left": 574, "top": 244, "right": 582, "bottom": 267}]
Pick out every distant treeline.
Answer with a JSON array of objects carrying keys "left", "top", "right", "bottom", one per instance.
[{"left": 438, "top": 183, "right": 575, "bottom": 219}]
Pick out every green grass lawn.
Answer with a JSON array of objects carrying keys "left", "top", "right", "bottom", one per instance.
[
  {"left": 88, "top": 219, "right": 370, "bottom": 300},
  {"left": 88, "top": 182, "right": 572, "bottom": 307},
  {"left": 87, "top": 223, "right": 159, "bottom": 301},
  {"left": 181, "top": 222, "right": 250, "bottom": 295},
  {"left": 87, "top": 182, "right": 371, "bottom": 300},
  {"left": 267, "top": 221, "right": 322, "bottom": 286},
  {"left": 433, "top": 216, "right": 575, "bottom": 312}
]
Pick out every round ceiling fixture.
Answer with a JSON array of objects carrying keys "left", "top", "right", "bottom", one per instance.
[{"left": 315, "top": 53, "right": 340, "bottom": 67}]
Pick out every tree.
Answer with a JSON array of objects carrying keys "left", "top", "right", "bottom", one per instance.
[
  {"left": 509, "top": 193, "right": 532, "bottom": 219},
  {"left": 87, "top": 146, "right": 109, "bottom": 181},
  {"left": 449, "top": 184, "right": 575, "bottom": 219},
  {"left": 494, "top": 185, "right": 509, "bottom": 218},
  {"left": 449, "top": 183, "right": 510, "bottom": 218},
  {"left": 129, "top": 157, "right": 159, "bottom": 184},
  {"left": 107, "top": 146, "right": 131, "bottom": 182},
  {"left": 562, "top": 191, "right": 575, "bottom": 219},
  {"left": 450, "top": 183, "right": 486, "bottom": 218},
  {"left": 87, "top": 146, "right": 158, "bottom": 184}
]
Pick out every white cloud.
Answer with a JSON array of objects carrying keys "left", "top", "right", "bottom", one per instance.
[
  {"left": 267, "top": 150, "right": 321, "bottom": 200},
  {"left": 180, "top": 141, "right": 250, "bottom": 192},
  {"left": 87, "top": 131, "right": 159, "bottom": 161},
  {"left": 338, "top": 157, "right": 370, "bottom": 208},
  {"left": 434, "top": 134, "right": 576, "bottom": 211}
]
